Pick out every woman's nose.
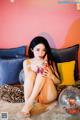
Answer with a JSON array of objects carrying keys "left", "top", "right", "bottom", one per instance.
[{"left": 39, "top": 51, "right": 43, "bottom": 56}]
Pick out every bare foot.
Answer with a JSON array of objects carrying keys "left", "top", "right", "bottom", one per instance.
[
  {"left": 16, "top": 111, "right": 30, "bottom": 120},
  {"left": 47, "top": 101, "right": 58, "bottom": 111},
  {"left": 22, "top": 101, "right": 34, "bottom": 113},
  {"left": 26, "top": 118, "right": 32, "bottom": 120}
]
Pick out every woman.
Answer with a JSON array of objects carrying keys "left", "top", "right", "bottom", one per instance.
[{"left": 17, "top": 36, "right": 60, "bottom": 119}]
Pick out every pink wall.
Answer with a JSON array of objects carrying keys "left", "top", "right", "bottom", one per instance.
[
  {"left": 0, "top": 0, "right": 80, "bottom": 78},
  {"left": 0, "top": 0, "right": 80, "bottom": 48}
]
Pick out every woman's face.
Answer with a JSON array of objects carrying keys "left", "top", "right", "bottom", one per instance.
[{"left": 32, "top": 43, "right": 46, "bottom": 59}]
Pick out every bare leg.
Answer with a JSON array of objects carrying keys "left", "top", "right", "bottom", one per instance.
[
  {"left": 22, "top": 71, "right": 58, "bottom": 114},
  {"left": 24, "top": 70, "right": 36, "bottom": 102},
  {"left": 37, "top": 77, "right": 57, "bottom": 104},
  {"left": 22, "top": 73, "right": 46, "bottom": 113}
]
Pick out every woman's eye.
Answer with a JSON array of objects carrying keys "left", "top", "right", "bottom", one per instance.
[
  {"left": 43, "top": 49, "right": 46, "bottom": 52},
  {"left": 36, "top": 49, "right": 39, "bottom": 51},
  {"left": 36, "top": 49, "right": 46, "bottom": 52}
]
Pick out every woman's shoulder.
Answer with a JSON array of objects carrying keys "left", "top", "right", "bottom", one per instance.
[{"left": 23, "top": 58, "right": 33, "bottom": 65}]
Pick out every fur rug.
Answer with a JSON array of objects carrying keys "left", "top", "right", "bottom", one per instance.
[
  {"left": 0, "top": 84, "right": 80, "bottom": 120},
  {"left": 0, "top": 100, "right": 80, "bottom": 120}
]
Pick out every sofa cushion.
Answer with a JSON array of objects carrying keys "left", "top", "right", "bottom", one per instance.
[
  {"left": 0, "top": 58, "right": 25, "bottom": 85},
  {"left": 51, "top": 44, "right": 79, "bottom": 80},
  {"left": 0, "top": 46, "right": 27, "bottom": 59},
  {"left": 57, "top": 60, "right": 76, "bottom": 85},
  {"left": 19, "top": 69, "right": 24, "bottom": 84}
]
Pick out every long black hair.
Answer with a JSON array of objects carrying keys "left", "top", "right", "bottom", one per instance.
[
  {"left": 28, "top": 36, "right": 53, "bottom": 65},
  {"left": 28, "top": 36, "right": 59, "bottom": 78}
]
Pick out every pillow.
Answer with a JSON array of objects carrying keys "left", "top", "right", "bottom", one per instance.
[
  {"left": 0, "top": 46, "right": 27, "bottom": 59},
  {"left": 19, "top": 69, "right": 24, "bottom": 84},
  {"left": 0, "top": 58, "right": 25, "bottom": 85},
  {"left": 51, "top": 44, "right": 79, "bottom": 80},
  {"left": 57, "top": 61, "right": 76, "bottom": 85}
]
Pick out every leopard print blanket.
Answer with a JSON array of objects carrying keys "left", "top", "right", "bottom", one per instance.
[
  {"left": 0, "top": 84, "right": 63, "bottom": 103},
  {"left": 0, "top": 85, "right": 24, "bottom": 103},
  {"left": 0, "top": 83, "right": 79, "bottom": 103}
]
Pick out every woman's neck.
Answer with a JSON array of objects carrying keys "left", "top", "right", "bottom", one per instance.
[{"left": 33, "top": 57, "right": 43, "bottom": 61}]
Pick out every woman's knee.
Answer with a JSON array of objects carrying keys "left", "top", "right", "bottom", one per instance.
[{"left": 37, "top": 83, "right": 58, "bottom": 104}]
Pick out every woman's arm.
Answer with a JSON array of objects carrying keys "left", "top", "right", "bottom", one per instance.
[
  {"left": 23, "top": 59, "right": 32, "bottom": 73},
  {"left": 50, "top": 67, "right": 60, "bottom": 84},
  {"left": 50, "top": 62, "right": 60, "bottom": 85},
  {"left": 50, "top": 71, "right": 60, "bottom": 84},
  {"left": 23, "top": 59, "right": 37, "bottom": 83}
]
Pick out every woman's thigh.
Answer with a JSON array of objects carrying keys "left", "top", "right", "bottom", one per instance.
[{"left": 37, "top": 78, "right": 58, "bottom": 104}]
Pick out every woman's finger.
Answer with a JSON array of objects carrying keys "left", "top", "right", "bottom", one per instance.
[{"left": 42, "top": 71, "right": 49, "bottom": 77}]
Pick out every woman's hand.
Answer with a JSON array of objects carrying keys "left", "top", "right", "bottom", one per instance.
[
  {"left": 37, "top": 60, "right": 51, "bottom": 78},
  {"left": 42, "top": 67, "right": 51, "bottom": 78}
]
